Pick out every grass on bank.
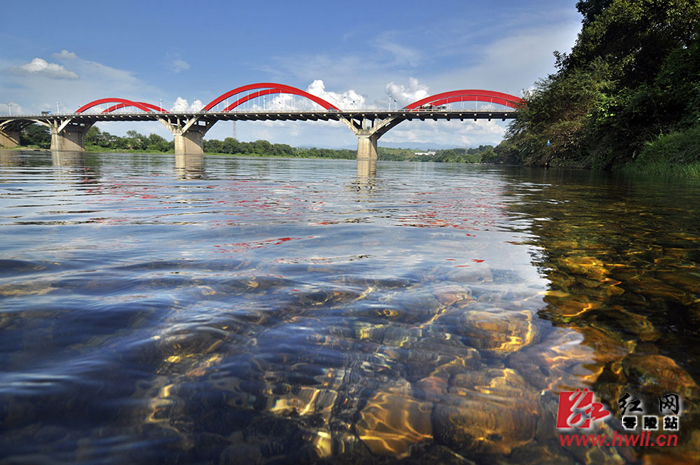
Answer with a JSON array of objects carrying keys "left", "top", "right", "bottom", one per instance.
[{"left": 621, "top": 125, "right": 700, "bottom": 178}]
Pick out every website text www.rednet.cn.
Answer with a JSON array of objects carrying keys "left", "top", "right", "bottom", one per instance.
[{"left": 560, "top": 431, "right": 679, "bottom": 448}]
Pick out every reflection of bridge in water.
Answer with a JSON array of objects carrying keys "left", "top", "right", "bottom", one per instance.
[
  {"left": 0, "top": 83, "right": 522, "bottom": 160},
  {"left": 173, "top": 154, "right": 378, "bottom": 180},
  {"left": 0, "top": 150, "right": 379, "bottom": 183}
]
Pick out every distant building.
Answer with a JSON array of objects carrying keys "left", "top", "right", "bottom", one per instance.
[{"left": 414, "top": 151, "right": 436, "bottom": 156}]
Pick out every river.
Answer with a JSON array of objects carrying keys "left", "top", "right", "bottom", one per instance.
[{"left": 1, "top": 150, "right": 699, "bottom": 464}]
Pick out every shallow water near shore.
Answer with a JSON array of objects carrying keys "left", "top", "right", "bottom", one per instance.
[{"left": 1, "top": 150, "right": 699, "bottom": 464}]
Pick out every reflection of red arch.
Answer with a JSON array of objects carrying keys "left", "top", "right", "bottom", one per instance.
[
  {"left": 76, "top": 98, "right": 156, "bottom": 114},
  {"left": 205, "top": 83, "right": 339, "bottom": 112},
  {"left": 405, "top": 90, "right": 524, "bottom": 110},
  {"left": 103, "top": 102, "right": 168, "bottom": 114}
]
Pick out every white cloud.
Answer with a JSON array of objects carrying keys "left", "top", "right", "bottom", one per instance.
[
  {"left": 171, "top": 97, "right": 189, "bottom": 112},
  {"left": 375, "top": 35, "right": 422, "bottom": 67},
  {"left": 10, "top": 58, "right": 79, "bottom": 80},
  {"left": 424, "top": 22, "right": 581, "bottom": 96},
  {"left": 166, "top": 53, "right": 190, "bottom": 73},
  {"left": 171, "top": 59, "right": 190, "bottom": 73},
  {"left": 53, "top": 50, "right": 78, "bottom": 60},
  {"left": 170, "top": 97, "right": 204, "bottom": 112},
  {"left": 383, "top": 119, "right": 508, "bottom": 147},
  {"left": 191, "top": 99, "right": 203, "bottom": 111},
  {"left": 306, "top": 80, "right": 366, "bottom": 110},
  {"left": 0, "top": 102, "right": 25, "bottom": 115},
  {"left": 386, "top": 78, "right": 430, "bottom": 107},
  {"left": 2, "top": 51, "right": 162, "bottom": 116},
  {"left": 170, "top": 97, "right": 189, "bottom": 113}
]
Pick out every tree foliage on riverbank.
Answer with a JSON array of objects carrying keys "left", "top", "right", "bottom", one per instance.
[
  {"left": 15, "top": 124, "right": 495, "bottom": 163},
  {"left": 203, "top": 138, "right": 356, "bottom": 159},
  {"left": 86, "top": 127, "right": 174, "bottom": 152},
  {"left": 19, "top": 124, "right": 51, "bottom": 148},
  {"left": 497, "top": 0, "right": 700, "bottom": 171},
  {"left": 378, "top": 145, "right": 496, "bottom": 163}
]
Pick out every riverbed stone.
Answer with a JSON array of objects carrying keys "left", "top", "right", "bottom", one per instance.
[
  {"left": 508, "top": 327, "right": 602, "bottom": 392},
  {"left": 446, "top": 308, "right": 538, "bottom": 355},
  {"left": 622, "top": 354, "right": 700, "bottom": 403},
  {"left": 432, "top": 368, "right": 540, "bottom": 455},
  {"left": 356, "top": 379, "right": 433, "bottom": 457}
]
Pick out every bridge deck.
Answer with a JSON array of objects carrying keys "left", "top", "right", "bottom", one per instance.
[{"left": 0, "top": 109, "right": 517, "bottom": 125}]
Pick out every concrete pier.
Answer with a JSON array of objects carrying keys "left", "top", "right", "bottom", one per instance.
[
  {"left": 160, "top": 116, "right": 215, "bottom": 155},
  {"left": 174, "top": 131, "right": 205, "bottom": 155},
  {"left": 356, "top": 134, "right": 379, "bottom": 160},
  {"left": 340, "top": 115, "right": 405, "bottom": 160},
  {"left": 50, "top": 121, "right": 93, "bottom": 152}
]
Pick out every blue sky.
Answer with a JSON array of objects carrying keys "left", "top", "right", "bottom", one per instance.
[{"left": 0, "top": 0, "right": 582, "bottom": 149}]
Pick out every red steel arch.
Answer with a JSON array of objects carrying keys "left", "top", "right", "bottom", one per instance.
[
  {"left": 221, "top": 88, "right": 338, "bottom": 112},
  {"left": 405, "top": 90, "right": 524, "bottom": 110},
  {"left": 205, "top": 83, "right": 339, "bottom": 112},
  {"left": 76, "top": 98, "right": 155, "bottom": 114},
  {"left": 102, "top": 102, "right": 168, "bottom": 114}
]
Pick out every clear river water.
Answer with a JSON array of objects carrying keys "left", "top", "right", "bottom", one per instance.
[{"left": 1, "top": 150, "right": 699, "bottom": 464}]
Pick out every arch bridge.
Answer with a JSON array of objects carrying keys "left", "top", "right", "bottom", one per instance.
[{"left": 0, "top": 83, "right": 523, "bottom": 159}]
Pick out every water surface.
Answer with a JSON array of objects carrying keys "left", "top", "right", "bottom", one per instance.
[{"left": 1, "top": 151, "right": 699, "bottom": 464}]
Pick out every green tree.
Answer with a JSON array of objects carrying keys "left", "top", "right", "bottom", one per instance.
[
  {"left": 204, "top": 139, "right": 223, "bottom": 153},
  {"left": 576, "top": 0, "right": 613, "bottom": 26},
  {"left": 125, "top": 130, "right": 148, "bottom": 150},
  {"left": 500, "top": 0, "right": 700, "bottom": 169},
  {"left": 85, "top": 126, "right": 101, "bottom": 146},
  {"left": 20, "top": 124, "right": 51, "bottom": 148},
  {"left": 221, "top": 137, "right": 239, "bottom": 154},
  {"left": 146, "top": 133, "right": 172, "bottom": 152}
]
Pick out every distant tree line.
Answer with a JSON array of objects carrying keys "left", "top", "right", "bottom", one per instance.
[
  {"left": 17, "top": 124, "right": 497, "bottom": 163},
  {"left": 203, "top": 138, "right": 356, "bottom": 159},
  {"left": 86, "top": 127, "right": 174, "bottom": 152},
  {"left": 17, "top": 125, "right": 174, "bottom": 153},
  {"left": 378, "top": 145, "right": 496, "bottom": 163}
]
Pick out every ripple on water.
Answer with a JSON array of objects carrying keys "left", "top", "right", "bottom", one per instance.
[{"left": 2, "top": 152, "right": 700, "bottom": 463}]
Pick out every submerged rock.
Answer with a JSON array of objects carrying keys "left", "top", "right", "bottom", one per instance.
[
  {"left": 622, "top": 354, "right": 700, "bottom": 404},
  {"left": 508, "top": 327, "right": 602, "bottom": 392},
  {"left": 441, "top": 308, "right": 538, "bottom": 356},
  {"left": 432, "top": 368, "right": 540, "bottom": 455},
  {"left": 356, "top": 379, "right": 433, "bottom": 457}
]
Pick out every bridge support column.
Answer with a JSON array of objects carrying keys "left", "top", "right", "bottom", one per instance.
[
  {"left": 49, "top": 119, "right": 93, "bottom": 152},
  {"left": 0, "top": 128, "right": 20, "bottom": 148},
  {"left": 356, "top": 134, "right": 379, "bottom": 161},
  {"left": 160, "top": 116, "right": 215, "bottom": 155},
  {"left": 340, "top": 115, "right": 405, "bottom": 161},
  {"left": 174, "top": 131, "right": 205, "bottom": 155}
]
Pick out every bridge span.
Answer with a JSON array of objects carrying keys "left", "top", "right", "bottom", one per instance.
[{"left": 0, "top": 84, "right": 523, "bottom": 159}]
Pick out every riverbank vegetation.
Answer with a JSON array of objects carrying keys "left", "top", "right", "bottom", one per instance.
[
  {"left": 14, "top": 124, "right": 496, "bottom": 162},
  {"left": 494, "top": 0, "right": 700, "bottom": 174}
]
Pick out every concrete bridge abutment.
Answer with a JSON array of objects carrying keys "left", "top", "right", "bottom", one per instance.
[{"left": 0, "top": 128, "right": 21, "bottom": 148}]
